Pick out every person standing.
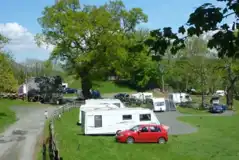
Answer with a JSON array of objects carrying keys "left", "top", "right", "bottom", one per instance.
[{"left": 44, "top": 110, "right": 48, "bottom": 119}]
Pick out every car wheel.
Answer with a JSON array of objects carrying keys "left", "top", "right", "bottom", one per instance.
[
  {"left": 126, "top": 137, "right": 134, "bottom": 144},
  {"left": 158, "top": 138, "right": 166, "bottom": 144},
  {"left": 116, "top": 130, "right": 121, "bottom": 135}
]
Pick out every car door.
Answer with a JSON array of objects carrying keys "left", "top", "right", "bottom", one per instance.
[
  {"left": 149, "top": 126, "right": 162, "bottom": 142},
  {"left": 137, "top": 126, "right": 152, "bottom": 142}
]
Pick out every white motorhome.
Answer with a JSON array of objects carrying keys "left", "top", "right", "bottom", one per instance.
[
  {"left": 79, "top": 104, "right": 119, "bottom": 124},
  {"left": 168, "top": 93, "right": 192, "bottom": 104},
  {"left": 85, "top": 99, "right": 126, "bottom": 108},
  {"left": 131, "top": 92, "right": 153, "bottom": 102},
  {"left": 81, "top": 108, "right": 160, "bottom": 135},
  {"left": 146, "top": 98, "right": 167, "bottom": 112}
]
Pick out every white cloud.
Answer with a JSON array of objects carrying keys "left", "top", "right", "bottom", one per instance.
[{"left": 0, "top": 22, "right": 54, "bottom": 62}]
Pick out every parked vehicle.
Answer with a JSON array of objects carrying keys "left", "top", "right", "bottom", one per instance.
[
  {"left": 215, "top": 90, "right": 225, "bottom": 96},
  {"left": 62, "top": 83, "right": 68, "bottom": 89},
  {"left": 146, "top": 98, "right": 176, "bottom": 112},
  {"left": 168, "top": 93, "right": 192, "bottom": 104},
  {"left": 78, "top": 103, "right": 120, "bottom": 124},
  {"left": 114, "top": 93, "right": 130, "bottom": 101},
  {"left": 18, "top": 76, "right": 64, "bottom": 104},
  {"left": 81, "top": 108, "right": 160, "bottom": 135},
  {"left": 85, "top": 98, "right": 126, "bottom": 108},
  {"left": 130, "top": 92, "right": 153, "bottom": 103},
  {"left": 146, "top": 98, "right": 166, "bottom": 112},
  {"left": 209, "top": 104, "right": 225, "bottom": 113},
  {"left": 115, "top": 124, "right": 168, "bottom": 144},
  {"left": 76, "top": 89, "right": 101, "bottom": 100},
  {"left": 64, "top": 88, "right": 77, "bottom": 94},
  {"left": 210, "top": 95, "right": 220, "bottom": 105}
]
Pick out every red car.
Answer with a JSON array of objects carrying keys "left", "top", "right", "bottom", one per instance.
[{"left": 115, "top": 124, "right": 168, "bottom": 144}]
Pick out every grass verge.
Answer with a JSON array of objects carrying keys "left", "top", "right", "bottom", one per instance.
[
  {"left": 36, "top": 120, "right": 50, "bottom": 160},
  {"left": 53, "top": 108, "right": 239, "bottom": 160}
]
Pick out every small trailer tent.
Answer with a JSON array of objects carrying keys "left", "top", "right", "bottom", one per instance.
[
  {"left": 81, "top": 107, "right": 160, "bottom": 135},
  {"left": 79, "top": 104, "right": 119, "bottom": 124},
  {"left": 85, "top": 99, "right": 126, "bottom": 108},
  {"left": 146, "top": 98, "right": 176, "bottom": 112},
  {"left": 168, "top": 93, "right": 192, "bottom": 104}
]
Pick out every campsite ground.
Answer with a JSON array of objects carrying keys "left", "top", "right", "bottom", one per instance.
[{"left": 49, "top": 105, "right": 239, "bottom": 160}]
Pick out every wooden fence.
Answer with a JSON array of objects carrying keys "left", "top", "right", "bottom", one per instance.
[{"left": 42, "top": 101, "right": 83, "bottom": 160}]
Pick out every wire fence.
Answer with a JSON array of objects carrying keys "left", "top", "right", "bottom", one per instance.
[{"left": 42, "top": 101, "right": 83, "bottom": 160}]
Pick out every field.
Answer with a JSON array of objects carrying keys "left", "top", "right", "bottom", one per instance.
[
  {"left": 66, "top": 78, "right": 134, "bottom": 94},
  {"left": 53, "top": 107, "right": 239, "bottom": 160}
]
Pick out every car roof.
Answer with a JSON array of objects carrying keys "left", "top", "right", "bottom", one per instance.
[{"left": 139, "top": 124, "right": 161, "bottom": 127}]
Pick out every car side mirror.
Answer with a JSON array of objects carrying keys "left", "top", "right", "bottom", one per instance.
[{"left": 137, "top": 130, "right": 141, "bottom": 134}]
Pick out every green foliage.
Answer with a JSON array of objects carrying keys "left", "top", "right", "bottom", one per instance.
[{"left": 0, "top": 34, "right": 18, "bottom": 92}]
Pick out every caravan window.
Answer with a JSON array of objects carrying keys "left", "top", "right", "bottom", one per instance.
[
  {"left": 94, "top": 115, "right": 102, "bottom": 128},
  {"left": 122, "top": 115, "right": 132, "bottom": 120},
  {"left": 139, "top": 114, "right": 151, "bottom": 121}
]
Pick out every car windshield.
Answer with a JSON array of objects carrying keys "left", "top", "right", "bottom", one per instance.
[{"left": 129, "top": 125, "right": 140, "bottom": 131}]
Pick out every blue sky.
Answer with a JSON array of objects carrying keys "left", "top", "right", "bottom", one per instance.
[{"left": 0, "top": 0, "right": 234, "bottom": 62}]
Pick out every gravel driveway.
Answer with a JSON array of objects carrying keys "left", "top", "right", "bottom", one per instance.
[
  {"left": 155, "top": 110, "right": 235, "bottom": 135},
  {"left": 0, "top": 105, "right": 57, "bottom": 160}
]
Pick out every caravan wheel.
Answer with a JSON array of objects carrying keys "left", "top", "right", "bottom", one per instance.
[{"left": 126, "top": 137, "right": 134, "bottom": 144}]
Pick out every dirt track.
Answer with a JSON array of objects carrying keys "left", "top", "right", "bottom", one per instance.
[{"left": 0, "top": 105, "right": 56, "bottom": 160}]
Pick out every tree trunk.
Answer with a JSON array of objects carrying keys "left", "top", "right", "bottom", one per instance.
[
  {"left": 226, "top": 85, "right": 234, "bottom": 109},
  {"left": 81, "top": 76, "right": 92, "bottom": 100},
  {"left": 161, "top": 74, "right": 164, "bottom": 92}
]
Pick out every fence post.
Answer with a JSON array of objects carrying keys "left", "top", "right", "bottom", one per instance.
[{"left": 42, "top": 143, "right": 46, "bottom": 160}]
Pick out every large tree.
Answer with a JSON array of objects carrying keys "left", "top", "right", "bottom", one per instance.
[
  {"left": 177, "top": 0, "right": 239, "bottom": 108},
  {"left": 0, "top": 34, "right": 18, "bottom": 93},
  {"left": 36, "top": 0, "right": 148, "bottom": 98}
]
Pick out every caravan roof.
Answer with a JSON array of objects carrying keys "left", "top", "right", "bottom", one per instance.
[
  {"left": 86, "top": 98, "right": 121, "bottom": 102},
  {"left": 84, "top": 107, "right": 152, "bottom": 115},
  {"left": 151, "top": 98, "right": 165, "bottom": 101},
  {"left": 81, "top": 103, "right": 119, "bottom": 109},
  {"left": 85, "top": 98, "right": 125, "bottom": 108}
]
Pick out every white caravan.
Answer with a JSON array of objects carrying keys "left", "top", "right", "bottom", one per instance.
[
  {"left": 168, "top": 93, "right": 192, "bottom": 104},
  {"left": 146, "top": 98, "right": 167, "bottom": 112},
  {"left": 81, "top": 107, "right": 160, "bottom": 135},
  {"left": 131, "top": 92, "right": 153, "bottom": 101},
  {"left": 79, "top": 104, "right": 119, "bottom": 124},
  {"left": 215, "top": 90, "right": 225, "bottom": 96},
  {"left": 85, "top": 99, "right": 126, "bottom": 108}
]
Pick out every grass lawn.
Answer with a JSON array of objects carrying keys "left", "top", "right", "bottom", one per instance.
[
  {"left": 176, "top": 107, "right": 210, "bottom": 114},
  {"left": 53, "top": 108, "right": 239, "bottom": 160},
  {"left": 67, "top": 79, "right": 135, "bottom": 94}
]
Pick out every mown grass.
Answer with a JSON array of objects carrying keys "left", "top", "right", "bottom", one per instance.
[
  {"left": 0, "top": 99, "right": 40, "bottom": 132},
  {"left": 54, "top": 108, "right": 239, "bottom": 160},
  {"left": 67, "top": 79, "right": 135, "bottom": 94},
  {"left": 176, "top": 107, "right": 210, "bottom": 114},
  {"left": 36, "top": 120, "right": 50, "bottom": 160}
]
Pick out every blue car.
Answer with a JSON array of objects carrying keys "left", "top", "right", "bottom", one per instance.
[{"left": 209, "top": 104, "right": 225, "bottom": 113}]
